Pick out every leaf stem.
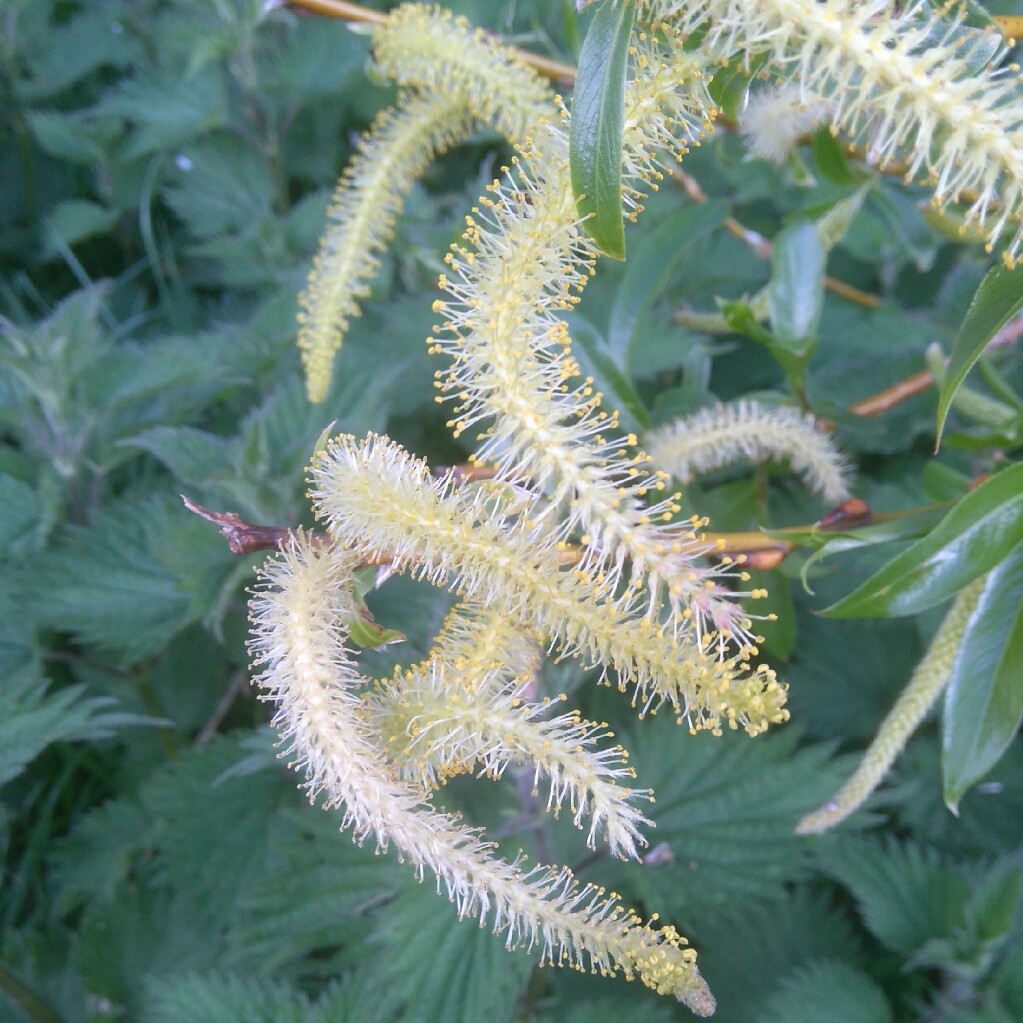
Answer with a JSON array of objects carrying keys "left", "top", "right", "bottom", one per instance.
[{"left": 0, "top": 967, "right": 66, "bottom": 1023}]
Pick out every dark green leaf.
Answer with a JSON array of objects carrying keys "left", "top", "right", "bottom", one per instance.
[
  {"left": 810, "top": 129, "right": 860, "bottom": 187},
  {"left": 570, "top": 315, "right": 649, "bottom": 432},
  {"left": 943, "top": 543, "right": 1023, "bottom": 811},
  {"left": 569, "top": 0, "right": 636, "bottom": 260},
  {"left": 607, "top": 201, "right": 727, "bottom": 366},
  {"left": 759, "top": 960, "right": 892, "bottom": 1023},
  {"left": 823, "top": 463, "right": 1023, "bottom": 617},
  {"left": 818, "top": 835, "right": 969, "bottom": 955},
  {"left": 937, "top": 264, "right": 1023, "bottom": 448}
]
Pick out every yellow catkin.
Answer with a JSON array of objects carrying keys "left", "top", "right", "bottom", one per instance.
[
  {"left": 248, "top": 533, "right": 715, "bottom": 1014},
  {"left": 646, "top": 0, "right": 1023, "bottom": 265},
  {"left": 646, "top": 400, "right": 852, "bottom": 505},
  {"left": 309, "top": 433, "right": 789, "bottom": 736},
  {"left": 298, "top": 2, "right": 555, "bottom": 403},
  {"left": 796, "top": 577, "right": 985, "bottom": 834}
]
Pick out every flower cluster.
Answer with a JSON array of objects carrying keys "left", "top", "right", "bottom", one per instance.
[{"left": 244, "top": 0, "right": 1023, "bottom": 1009}]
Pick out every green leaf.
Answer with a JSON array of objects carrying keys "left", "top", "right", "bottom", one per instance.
[
  {"left": 759, "top": 960, "right": 892, "bottom": 1023},
  {"left": 569, "top": 315, "right": 649, "bottom": 432},
  {"left": 0, "top": 670, "right": 156, "bottom": 788},
  {"left": 818, "top": 835, "right": 969, "bottom": 955},
  {"left": 367, "top": 878, "right": 532, "bottom": 1023},
  {"left": 706, "top": 57, "right": 759, "bottom": 122},
  {"left": 607, "top": 200, "right": 728, "bottom": 366},
  {"left": 811, "top": 129, "right": 860, "bottom": 187},
  {"left": 768, "top": 220, "right": 823, "bottom": 353},
  {"left": 823, "top": 463, "right": 1023, "bottom": 618},
  {"left": 569, "top": 0, "right": 636, "bottom": 260},
  {"left": 936, "top": 264, "right": 1023, "bottom": 448},
  {"left": 227, "top": 808, "right": 404, "bottom": 973},
  {"left": 942, "top": 544, "right": 1023, "bottom": 811},
  {"left": 41, "top": 200, "right": 118, "bottom": 258},
  {"left": 618, "top": 720, "right": 850, "bottom": 916}
]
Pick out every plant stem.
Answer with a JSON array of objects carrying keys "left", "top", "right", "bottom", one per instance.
[{"left": 0, "top": 968, "right": 66, "bottom": 1023}]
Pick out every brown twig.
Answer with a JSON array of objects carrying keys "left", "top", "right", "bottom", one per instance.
[
  {"left": 181, "top": 495, "right": 293, "bottom": 554},
  {"left": 847, "top": 314, "right": 1023, "bottom": 418},
  {"left": 286, "top": 0, "right": 577, "bottom": 83},
  {"left": 195, "top": 670, "right": 249, "bottom": 745}
]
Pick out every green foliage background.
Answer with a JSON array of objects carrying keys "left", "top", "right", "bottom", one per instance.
[{"left": 2, "top": 1, "right": 1023, "bottom": 1021}]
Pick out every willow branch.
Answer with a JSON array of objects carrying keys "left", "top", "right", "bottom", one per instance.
[{"left": 286, "top": 0, "right": 576, "bottom": 83}]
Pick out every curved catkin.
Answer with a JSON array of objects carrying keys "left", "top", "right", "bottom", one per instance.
[
  {"left": 309, "top": 433, "right": 789, "bottom": 736},
  {"left": 366, "top": 660, "right": 654, "bottom": 860},
  {"left": 431, "top": 33, "right": 775, "bottom": 653},
  {"left": 298, "top": 92, "right": 475, "bottom": 403},
  {"left": 796, "top": 576, "right": 985, "bottom": 834},
  {"left": 645, "top": 0, "right": 1023, "bottom": 265},
  {"left": 372, "top": 2, "right": 556, "bottom": 142},
  {"left": 299, "top": 2, "right": 556, "bottom": 404},
  {"left": 646, "top": 401, "right": 852, "bottom": 505},
  {"left": 248, "top": 533, "right": 715, "bottom": 1014}
]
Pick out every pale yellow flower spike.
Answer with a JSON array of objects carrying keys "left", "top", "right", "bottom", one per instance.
[
  {"left": 366, "top": 650, "right": 655, "bottom": 860},
  {"left": 309, "top": 433, "right": 789, "bottom": 737},
  {"left": 645, "top": 0, "right": 1023, "bottom": 265},
  {"left": 796, "top": 576, "right": 985, "bottom": 834},
  {"left": 299, "top": 2, "right": 556, "bottom": 403},
  {"left": 299, "top": 92, "right": 474, "bottom": 404},
  {"left": 646, "top": 400, "right": 852, "bottom": 505},
  {"left": 248, "top": 532, "right": 715, "bottom": 1015},
  {"left": 431, "top": 31, "right": 780, "bottom": 658}
]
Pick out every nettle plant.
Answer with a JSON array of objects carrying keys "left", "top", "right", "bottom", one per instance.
[{"left": 234, "top": 0, "right": 1023, "bottom": 1015}]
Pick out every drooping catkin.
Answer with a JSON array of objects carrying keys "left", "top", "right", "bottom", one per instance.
[
  {"left": 299, "top": 2, "right": 556, "bottom": 403},
  {"left": 248, "top": 532, "right": 715, "bottom": 1014},
  {"left": 646, "top": 401, "right": 852, "bottom": 504},
  {"left": 644, "top": 0, "right": 1023, "bottom": 264},
  {"left": 796, "top": 576, "right": 985, "bottom": 834}
]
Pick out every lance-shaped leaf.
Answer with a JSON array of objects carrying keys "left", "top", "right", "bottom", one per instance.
[
  {"left": 943, "top": 544, "right": 1023, "bottom": 812},
  {"left": 936, "top": 264, "right": 1023, "bottom": 449},
  {"left": 823, "top": 462, "right": 1023, "bottom": 618},
  {"left": 570, "top": 0, "right": 636, "bottom": 260}
]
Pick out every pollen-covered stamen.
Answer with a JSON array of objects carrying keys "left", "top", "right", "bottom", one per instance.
[{"left": 428, "top": 36, "right": 757, "bottom": 656}]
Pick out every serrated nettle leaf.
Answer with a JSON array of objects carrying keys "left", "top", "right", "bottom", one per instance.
[
  {"left": 966, "top": 860, "right": 1023, "bottom": 946},
  {"left": 942, "top": 544, "right": 1023, "bottom": 812},
  {"left": 607, "top": 200, "right": 728, "bottom": 367},
  {"left": 824, "top": 462, "right": 1023, "bottom": 618},
  {"left": 41, "top": 200, "right": 119, "bottom": 259},
  {"left": 937, "top": 264, "right": 1023, "bottom": 448},
  {"left": 569, "top": 0, "right": 636, "bottom": 260}
]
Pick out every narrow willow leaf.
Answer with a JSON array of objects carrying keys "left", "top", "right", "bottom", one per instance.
[
  {"left": 768, "top": 220, "right": 823, "bottom": 353},
  {"left": 937, "top": 264, "right": 1023, "bottom": 448},
  {"left": 569, "top": 0, "right": 636, "bottom": 260},
  {"left": 823, "top": 463, "right": 1023, "bottom": 618},
  {"left": 607, "top": 200, "right": 727, "bottom": 366},
  {"left": 943, "top": 544, "right": 1023, "bottom": 812}
]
